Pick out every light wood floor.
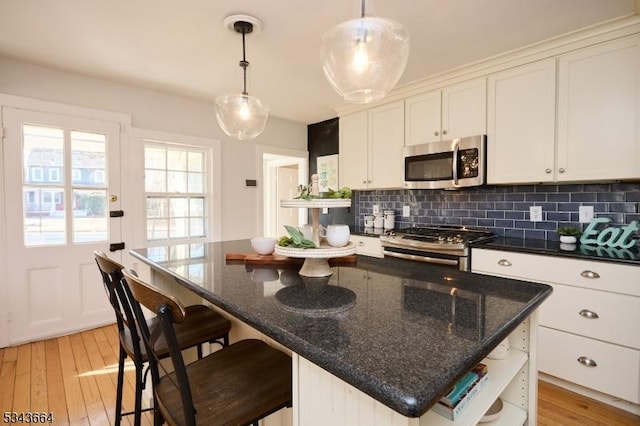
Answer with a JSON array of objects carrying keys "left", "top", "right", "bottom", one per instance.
[{"left": 1, "top": 325, "right": 639, "bottom": 426}]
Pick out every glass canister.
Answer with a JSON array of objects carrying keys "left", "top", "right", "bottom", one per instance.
[{"left": 384, "top": 210, "right": 395, "bottom": 230}]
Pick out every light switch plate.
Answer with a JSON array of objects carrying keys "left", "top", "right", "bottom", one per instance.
[
  {"left": 579, "top": 205, "right": 594, "bottom": 223},
  {"left": 530, "top": 206, "right": 542, "bottom": 222},
  {"left": 402, "top": 205, "right": 410, "bottom": 217},
  {"left": 373, "top": 205, "right": 380, "bottom": 215}
]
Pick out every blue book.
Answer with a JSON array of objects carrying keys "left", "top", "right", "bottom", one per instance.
[{"left": 440, "top": 363, "right": 488, "bottom": 408}]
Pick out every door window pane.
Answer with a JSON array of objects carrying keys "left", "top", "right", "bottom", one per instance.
[
  {"left": 23, "top": 187, "right": 66, "bottom": 245},
  {"left": 70, "top": 131, "right": 108, "bottom": 243},
  {"left": 73, "top": 189, "right": 108, "bottom": 243},
  {"left": 21, "top": 125, "right": 110, "bottom": 246},
  {"left": 22, "top": 125, "right": 66, "bottom": 246}
]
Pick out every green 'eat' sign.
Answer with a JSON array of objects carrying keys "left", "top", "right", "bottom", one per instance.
[{"left": 580, "top": 218, "right": 639, "bottom": 249}]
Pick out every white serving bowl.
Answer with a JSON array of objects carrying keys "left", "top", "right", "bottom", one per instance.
[{"left": 251, "top": 237, "right": 278, "bottom": 255}]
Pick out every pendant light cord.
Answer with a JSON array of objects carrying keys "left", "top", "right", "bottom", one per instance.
[
  {"left": 234, "top": 20, "right": 252, "bottom": 96},
  {"left": 360, "top": 0, "right": 366, "bottom": 18},
  {"left": 240, "top": 29, "right": 248, "bottom": 96}
]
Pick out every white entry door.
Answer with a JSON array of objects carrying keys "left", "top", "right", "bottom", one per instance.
[{"left": 2, "top": 107, "right": 123, "bottom": 345}]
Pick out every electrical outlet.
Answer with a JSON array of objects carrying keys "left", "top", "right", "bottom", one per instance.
[
  {"left": 373, "top": 205, "right": 380, "bottom": 215},
  {"left": 579, "top": 205, "right": 594, "bottom": 223},
  {"left": 402, "top": 205, "right": 410, "bottom": 217},
  {"left": 322, "top": 208, "right": 329, "bottom": 214},
  {"left": 530, "top": 206, "right": 542, "bottom": 222}
]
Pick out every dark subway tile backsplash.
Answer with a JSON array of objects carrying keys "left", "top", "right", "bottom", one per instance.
[{"left": 354, "top": 183, "right": 640, "bottom": 241}]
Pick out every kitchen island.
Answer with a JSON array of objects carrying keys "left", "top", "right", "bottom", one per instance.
[{"left": 130, "top": 239, "right": 552, "bottom": 426}]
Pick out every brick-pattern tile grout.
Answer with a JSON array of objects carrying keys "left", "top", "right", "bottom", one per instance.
[{"left": 354, "top": 183, "right": 640, "bottom": 241}]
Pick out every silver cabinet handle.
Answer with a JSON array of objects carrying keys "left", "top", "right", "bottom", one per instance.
[
  {"left": 497, "top": 259, "right": 512, "bottom": 267},
  {"left": 577, "top": 356, "right": 597, "bottom": 367},
  {"left": 545, "top": 168, "right": 552, "bottom": 174},
  {"left": 442, "top": 130, "right": 448, "bottom": 135},
  {"left": 434, "top": 131, "right": 439, "bottom": 136},
  {"left": 559, "top": 168, "right": 565, "bottom": 173},
  {"left": 580, "top": 270, "right": 600, "bottom": 279},
  {"left": 579, "top": 309, "right": 599, "bottom": 319}
]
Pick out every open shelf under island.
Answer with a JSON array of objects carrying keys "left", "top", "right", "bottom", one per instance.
[{"left": 129, "top": 239, "right": 552, "bottom": 426}]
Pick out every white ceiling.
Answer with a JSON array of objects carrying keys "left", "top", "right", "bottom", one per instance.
[{"left": 0, "top": 0, "right": 636, "bottom": 124}]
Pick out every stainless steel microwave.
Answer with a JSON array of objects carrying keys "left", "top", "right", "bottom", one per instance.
[{"left": 403, "top": 135, "right": 486, "bottom": 189}]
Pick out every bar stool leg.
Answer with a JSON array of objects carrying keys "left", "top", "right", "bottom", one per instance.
[
  {"left": 115, "top": 346, "right": 126, "bottom": 426},
  {"left": 134, "top": 361, "right": 144, "bottom": 426}
]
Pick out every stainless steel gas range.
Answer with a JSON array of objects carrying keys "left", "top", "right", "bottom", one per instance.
[{"left": 379, "top": 225, "right": 496, "bottom": 271}]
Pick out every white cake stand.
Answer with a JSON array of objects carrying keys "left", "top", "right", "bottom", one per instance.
[{"left": 274, "top": 175, "right": 355, "bottom": 277}]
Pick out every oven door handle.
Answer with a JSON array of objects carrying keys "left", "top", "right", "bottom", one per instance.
[{"left": 382, "top": 250, "right": 460, "bottom": 266}]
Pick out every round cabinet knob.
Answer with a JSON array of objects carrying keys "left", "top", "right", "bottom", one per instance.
[
  {"left": 497, "top": 259, "right": 512, "bottom": 267},
  {"left": 362, "top": 180, "right": 367, "bottom": 184},
  {"left": 358, "top": 241, "right": 365, "bottom": 247},
  {"left": 559, "top": 168, "right": 565, "bottom": 173},
  {"left": 577, "top": 356, "right": 597, "bottom": 367},
  {"left": 545, "top": 168, "right": 552, "bottom": 174},
  {"left": 442, "top": 130, "right": 448, "bottom": 135},
  {"left": 367, "top": 180, "right": 372, "bottom": 184},
  {"left": 434, "top": 131, "right": 439, "bottom": 136},
  {"left": 579, "top": 309, "right": 599, "bottom": 319}
]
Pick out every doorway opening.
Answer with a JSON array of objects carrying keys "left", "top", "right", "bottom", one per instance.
[{"left": 259, "top": 148, "right": 308, "bottom": 238}]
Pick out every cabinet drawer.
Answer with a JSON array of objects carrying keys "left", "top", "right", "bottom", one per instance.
[
  {"left": 540, "top": 284, "right": 640, "bottom": 348},
  {"left": 538, "top": 327, "right": 640, "bottom": 403},
  {"left": 472, "top": 249, "right": 640, "bottom": 296},
  {"left": 350, "top": 235, "right": 383, "bottom": 258}
]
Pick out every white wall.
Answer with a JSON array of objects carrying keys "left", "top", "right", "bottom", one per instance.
[{"left": 0, "top": 56, "right": 307, "bottom": 241}]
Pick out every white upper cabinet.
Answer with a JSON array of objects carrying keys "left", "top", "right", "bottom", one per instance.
[
  {"left": 404, "top": 90, "right": 441, "bottom": 145},
  {"left": 339, "top": 110, "right": 368, "bottom": 190},
  {"left": 487, "top": 59, "right": 557, "bottom": 184},
  {"left": 405, "top": 78, "right": 487, "bottom": 146},
  {"left": 556, "top": 35, "right": 640, "bottom": 182},
  {"left": 339, "top": 101, "right": 404, "bottom": 190}
]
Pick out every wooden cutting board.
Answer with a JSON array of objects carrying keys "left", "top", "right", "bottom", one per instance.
[{"left": 225, "top": 253, "right": 357, "bottom": 266}]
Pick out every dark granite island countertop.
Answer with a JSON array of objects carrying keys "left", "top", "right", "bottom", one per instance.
[{"left": 130, "top": 239, "right": 552, "bottom": 421}]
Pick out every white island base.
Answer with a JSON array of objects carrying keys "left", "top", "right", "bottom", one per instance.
[
  {"left": 143, "top": 266, "right": 540, "bottom": 426},
  {"left": 293, "top": 315, "right": 538, "bottom": 426}
]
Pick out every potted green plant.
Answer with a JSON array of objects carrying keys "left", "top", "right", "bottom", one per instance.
[{"left": 557, "top": 226, "right": 582, "bottom": 244}]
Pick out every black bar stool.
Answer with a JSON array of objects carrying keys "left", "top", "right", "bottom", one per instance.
[
  {"left": 121, "top": 269, "right": 292, "bottom": 426},
  {"left": 94, "top": 251, "right": 231, "bottom": 426}
]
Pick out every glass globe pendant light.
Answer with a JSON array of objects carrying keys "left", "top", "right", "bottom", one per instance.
[
  {"left": 215, "top": 16, "right": 269, "bottom": 140},
  {"left": 321, "top": 0, "right": 410, "bottom": 103}
]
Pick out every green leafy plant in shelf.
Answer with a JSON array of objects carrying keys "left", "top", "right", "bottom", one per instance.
[
  {"left": 278, "top": 225, "right": 317, "bottom": 249},
  {"left": 294, "top": 184, "right": 352, "bottom": 200},
  {"left": 557, "top": 226, "right": 582, "bottom": 236}
]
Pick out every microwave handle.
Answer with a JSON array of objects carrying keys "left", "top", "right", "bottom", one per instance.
[{"left": 452, "top": 140, "right": 459, "bottom": 185}]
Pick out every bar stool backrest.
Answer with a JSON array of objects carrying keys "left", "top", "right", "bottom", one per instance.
[
  {"left": 94, "top": 251, "right": 144, "bottom": 362},
  {"left": 121, "top": 269, "right": 195, "bottom": 426}
]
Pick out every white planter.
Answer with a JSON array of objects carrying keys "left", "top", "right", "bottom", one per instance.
[{"left": 559, "top": 235, "right": 577, "bottom": 244}]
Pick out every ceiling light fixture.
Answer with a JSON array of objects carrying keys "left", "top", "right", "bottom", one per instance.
[
  {"left": 320, "top": 0, "right": 410, "bottom": 104},
  {"left": 215, "top": 15, "right": 269, "bottom": 140}
]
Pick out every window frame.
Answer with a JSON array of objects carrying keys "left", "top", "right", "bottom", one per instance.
[{"left": 133, "top": 129, "right": 221, "bottom": 248}]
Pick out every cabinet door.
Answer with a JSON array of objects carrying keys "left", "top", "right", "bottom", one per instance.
[
  {"left": 404, "top": 90, "right": 442, "bottom": 146},
  {"left": 442, "top": 78, "right": 487, "bottom": 140},
  {"left": 339, "top": 111, "right": 369, "bottom": 190},
  {"left": 487, "top": 59, "right": 556, "bottom": 184},
  {"left": 369, "top": 101, "right": 404, "bottom": 189},
  {"left": 557, "top": 35, "right": 640, "bottom": 181}
]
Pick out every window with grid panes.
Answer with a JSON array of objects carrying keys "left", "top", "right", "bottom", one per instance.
[{"left": 144, "top": 143, "right": 207, "bottom": 242}]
